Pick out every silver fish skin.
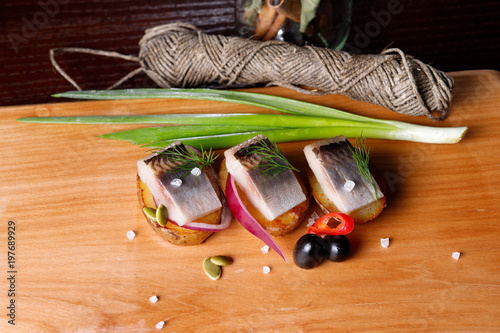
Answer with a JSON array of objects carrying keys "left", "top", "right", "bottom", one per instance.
[
  {"left": 304, "top": 136, "right": 384, "bottom": 215},
  {"left": 137, "top": 141, "right": 221, "bottom": 226},
  {"left": 224, "top": 135, "right": 306, "bottom": 221}
]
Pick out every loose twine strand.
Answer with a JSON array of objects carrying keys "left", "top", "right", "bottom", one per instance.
[
  {"left": 51, "top": 22, "right": 454, "bottom": 120},
  {"left": 50, "top": 47, "right": 141, "bottom": 91}
]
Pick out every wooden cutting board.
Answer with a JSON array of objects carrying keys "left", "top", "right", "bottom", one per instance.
[{"left": 1, "top": 70, "right": 499, "bottom": 332}]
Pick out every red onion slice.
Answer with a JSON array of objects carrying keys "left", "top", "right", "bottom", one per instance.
[{"left": 226, "top": 174, "right": 287, "bottom": 262}]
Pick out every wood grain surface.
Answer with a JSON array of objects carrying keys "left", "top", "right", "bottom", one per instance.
[
  {"left": 1, "top": 0, "right": 499, "bottom": 106},
  {"left": 0, "top": 70, "right": 499, "bottom": 332}
]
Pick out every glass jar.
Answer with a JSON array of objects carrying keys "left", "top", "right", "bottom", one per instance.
[{"left": 235, "top": 0, "right": 352, "bottom": 50}]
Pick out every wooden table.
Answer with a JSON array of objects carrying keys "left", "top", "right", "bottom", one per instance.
[{"left": 1, "top": 70, "right": 499, "bottom": 332}]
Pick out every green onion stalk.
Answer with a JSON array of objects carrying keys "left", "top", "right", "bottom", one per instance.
[{"left": 17, "top": 88, "right": 468, "bottom": 149}]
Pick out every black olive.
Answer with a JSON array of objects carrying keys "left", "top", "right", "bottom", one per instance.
[
  {"left": 324, "top": 235, "right": 351, "bottom": 262},
  {"left": 293, "top": 234, "right": 327, "bottom": 269}
]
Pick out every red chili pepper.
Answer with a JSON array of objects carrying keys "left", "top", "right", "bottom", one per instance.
[{"left": 308, "top": 212, "right": 354, "bottom": 236}]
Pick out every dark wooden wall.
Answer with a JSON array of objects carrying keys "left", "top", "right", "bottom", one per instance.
[{"left": 1, "top": 0, "right": 498, "bottom": 106}]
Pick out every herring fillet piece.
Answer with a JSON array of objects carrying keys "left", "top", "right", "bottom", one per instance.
[
  {"left": 224, "top": 135, "right": 306, "bottom": 221},
  {"left": 304, "top": 136, "right": 384, "bottom": 215},
  {"left": 137, "top": 142, "right": 222, "bottom": 226}
]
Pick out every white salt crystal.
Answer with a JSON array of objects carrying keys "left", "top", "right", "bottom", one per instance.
[
  {"left": 170, "top": 178, "right": 182, "bottom": 187},
  {"left": 263, "top": 266, "right": 271, "bottom": 274},
  {"left": 380, "top": 238, "right": 390, "bottom": 248},
  {"left": 127, "top": 230, "right": 136, "bottom": 240},
  {"left": 261, "top": 245, "right": 269, "bottom": 254},
  {"left": 343, "top": 180, "right": 356, "bottom": 192},
  {"left": 307, "top": 211, "right": 320, "bottom": 227},
  {"left": 452, "top": 252, "right": 461, "bottom": 260},
  {"left": 156, "top": 321, "right": 165, "bottom": 329},
  {"left": 191, "top": 167, "right": 201, "bottom": 177},
  {"left": 149, "top": 295, "right": 158, "bottom": 303}
]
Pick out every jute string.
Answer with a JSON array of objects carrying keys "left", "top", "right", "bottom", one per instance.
[{"left": 51, "top": 22, "right": 454, "bottom": 120}]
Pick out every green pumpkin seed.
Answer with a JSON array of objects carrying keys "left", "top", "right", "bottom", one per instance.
[
  {"left": 143, "top": 207, "right": 157, "bottom": 221},
  {"left": 203, "top": 257, "right": 221, "bottom": 280},
  {"left": 156, "top": 204, "right": 168, "bottom": 227},
  {"left": 210, "top": 255, "right": 233, "bottom": 266}
]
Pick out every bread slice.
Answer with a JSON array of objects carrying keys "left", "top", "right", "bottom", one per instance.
[
  {"left": 307, "top": 163, "right": 386, "bottom": 223},
  {"left": 137, "top": 164, "right": 223, "bottom": 246},
  {"left": 219, "top": 158, "right": 309, "bottom": 236}
]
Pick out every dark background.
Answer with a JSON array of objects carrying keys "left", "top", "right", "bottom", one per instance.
[{"left": 1, "top": 0, "right": 498, "bottom": 106}]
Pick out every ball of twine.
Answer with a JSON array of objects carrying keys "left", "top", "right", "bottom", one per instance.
[
  {"left": 50, "top": 22, "right": 454, "bottom": 120},
  {"left": 138, "top": 23, "right": 453, "bottom": 120}
]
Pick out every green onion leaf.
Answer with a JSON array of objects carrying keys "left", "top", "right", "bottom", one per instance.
[
  {"left": 136, "top": 126, "right": 416, "bottom": 150},
  {"left": 18, "top": 113, "right": 390, "bottom": 129},
  {"left": 99, "top": 125, "right": 278, "bottom": 145},
  {"left": 17, "top": 88, "right": 468, "bottom": 148}
]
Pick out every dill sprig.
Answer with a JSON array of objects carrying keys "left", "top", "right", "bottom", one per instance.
[
  {"left": 350, "top": 136, "right": 378, "bottom": 200},
  {"left": 158, "top": 144, "right": 218, "bottom": 177},
  {"left": 247, "top": 140, "right": 299, "bottom": 177}
]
